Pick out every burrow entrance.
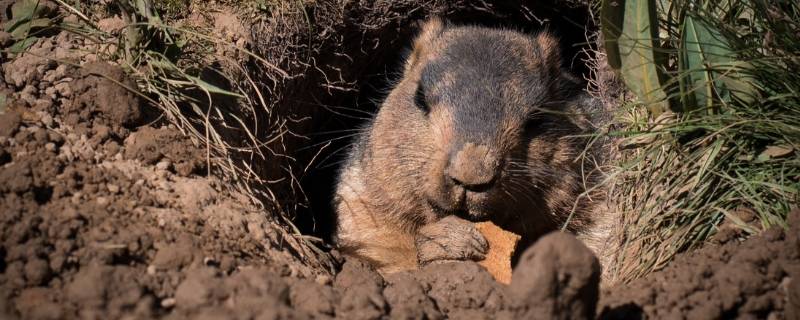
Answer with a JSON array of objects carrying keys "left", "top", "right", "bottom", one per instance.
[{"left": 259, "top": 0, "right": 600, "bottom": 241}]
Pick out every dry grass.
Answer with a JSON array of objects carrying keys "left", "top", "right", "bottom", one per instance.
[
  {"left": 596, "top": 0, "right": 800, "bottom": 282},
  {"left": 43, "top": 0, "right": 343, "bottom": 268}
]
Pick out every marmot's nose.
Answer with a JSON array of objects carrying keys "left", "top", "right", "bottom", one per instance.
[{"left": 446, "top": 143, "right": 500, "bottom": 192}]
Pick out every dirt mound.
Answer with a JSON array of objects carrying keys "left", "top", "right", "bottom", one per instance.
[
  {"left": 0, "top": 33, "right": 332, "bottom": 319},
  {"left": 600, "top": 209, "right": 800, "bottom": 319},
  {"left": 0, "top": 82, "right": 606, "bottom": 318}
]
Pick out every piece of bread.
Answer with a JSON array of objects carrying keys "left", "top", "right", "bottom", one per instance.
[{"left": 475, "top": 222, "right": 522, "bottom": 284}]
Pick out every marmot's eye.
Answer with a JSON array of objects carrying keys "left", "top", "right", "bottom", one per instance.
[{"left": 414, "top": 84, "right": 429, "bottom": 114}]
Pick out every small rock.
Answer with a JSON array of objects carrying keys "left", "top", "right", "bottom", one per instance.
[
  {"left": 20, "top": 110, "right": 42, "bottom": 123},
  {"left": 19, "top": 85, "right": 40, "bottom": 104},
  {"left": 34, "top": 99, "right": 53, "bottom": 111},
  {"left": 146, "top": 265, "right": 157, "bottom": 275},
  {"left": 53, "top": 64, "right": 68, "bottom": 79},
  {"left": 44, "top": 86, "right": 57, "bottom": 98},
  {"left": 24, "top": 258, "right": 52, "bottom": 285},
  {"left": 40, "top": 113, "right": 53, "bottom": 127},
  {"left": 22, "top": 85, "right": 37, "bottom": 94},
  {"left": 0, "top": 110, "right": 22, "bottom": 137},
  {"left": 161, "top": 298, "right": 176, "bottom": 308},
  {"left": 315, "top": 274, "right": 333, "bottom": 286},
  {"left": 60, "top": 145, "right": 75, "bottom": 161},
  {"left": 55, "top": 82, "right": 72, "bottom": 97},
  {"left": 156, "top": 161, "right": 171, "bottom": 171},
  {"left": 97, "top": 16, "right": 127, "bottom": 34},
  {"left": 107, "top": 183, "right": 120, "bottom": 194},
  {"left": 42, "top": 70, "right": 57, "bottom": 83},
  {"left": 93, "top": 125, "right": 110, "bottom": 142}
]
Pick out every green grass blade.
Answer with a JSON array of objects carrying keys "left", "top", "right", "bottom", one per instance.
[{"left": 8, "top": 36, "right": 39, "bottom": 54}]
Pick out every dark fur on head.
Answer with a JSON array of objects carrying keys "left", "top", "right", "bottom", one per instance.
[{"left": 333, "top": 18, "right": 601, "bottom": 273}]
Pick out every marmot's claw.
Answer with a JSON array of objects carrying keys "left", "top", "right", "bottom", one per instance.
[{"left": 415, "top": 215, "right": 488, "bottom": 266}]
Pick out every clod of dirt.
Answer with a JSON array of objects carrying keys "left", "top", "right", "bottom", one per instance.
[
  {"left": 475, "top": 221, "right": 521, "bottom": 284},
  {"left": 0, "top": 109, "right": 21, "bottom": 137},
  {"left": 70, "top": 61, "right": 143, "bottom": 129},
  {"left": 96, "top": 16, "right": 127, "bottom": 34},
  {"left": 124, "top": 126, "right": 206, "bottom": 176},
  {"left": 382, "top": 272, "right": 443, "bottom": 319},
  {"left": 510, "top": 232, "right": 601, "bottom": 320},
  {"left": 289, "top": 279, "right": 338, "bottom": 316},
  {"left": 408, "top": 261, "right": 512, "bottom": 316},
  {"left": 172, "top": 267, "right": 296, "bottom": 319},
  {"left": 334, "top": 259, "right": 388, "bottom": 320}
]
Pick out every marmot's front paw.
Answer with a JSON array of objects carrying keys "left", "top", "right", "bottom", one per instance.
[{"left": 415, "top": 215, "right": 489, "bottom": 266}]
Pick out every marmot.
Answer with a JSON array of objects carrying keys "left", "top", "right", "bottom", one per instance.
[{"left": 333, "top": 18, "right": 609, "bottom": 274}]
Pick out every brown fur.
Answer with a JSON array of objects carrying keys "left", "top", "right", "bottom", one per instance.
[{"left": 333, "top": 18, "right": 607, "bottom": 274}]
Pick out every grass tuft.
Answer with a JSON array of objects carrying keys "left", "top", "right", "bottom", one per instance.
[{"left": 602, "top": 0, "right": 800, "bottom": 282}]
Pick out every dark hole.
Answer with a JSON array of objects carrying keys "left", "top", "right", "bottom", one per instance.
[
  {"left": 0, "top": 149, "right": 10, "bottom": 166},
  {"left": 294, "top": 1, "right": 598, "bottom": 243},
  {"left": 598, "top": 303, "right": 644, "bottom": 320},
  {"left": 0, "top": 246, "right": 6, "bottom": 273},
  {"left": 33, "top": 186, "right": 53, "bottom": 204},
  {"left": 110, "top": 250, "right": 147, "bottom": 266}
]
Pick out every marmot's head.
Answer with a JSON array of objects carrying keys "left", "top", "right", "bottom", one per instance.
[{"left": 365, "top": 18, "right": 592, "bottom": 229}]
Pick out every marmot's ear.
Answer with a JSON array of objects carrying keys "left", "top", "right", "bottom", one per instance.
[
  {"left": 406, "top": 18, "right": 446, "bottom": 72},
  {"left": 414, "top": 18, "right": 445, "bottom": 49},
  {"left": 535, "top": 32, "right": 562, "bottom": 74}
]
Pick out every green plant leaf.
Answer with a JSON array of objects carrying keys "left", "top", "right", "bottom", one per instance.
[
  {"left": 186, "top": 76, "right": 245, "bottom": 98},
  {"left": 679, "top": 15, "right": 760, "bottom": 113},
  {"left": 8, "top": 17, "right": 52, "bottom": 39},
  {"left": 8, "top": 36, "right": 39, "bottom": 54},
  {"left": 606, "top": 0, "right": 671, "bottom": 116},
  {"left": 10, "top": 0, "right": 40, "bottom": 21},
  {"left": 0, "top": 93, "right": 6, "bottom": 114},
  {"left": 4, "top": 0, "right": 54, "bottom": 48}
]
